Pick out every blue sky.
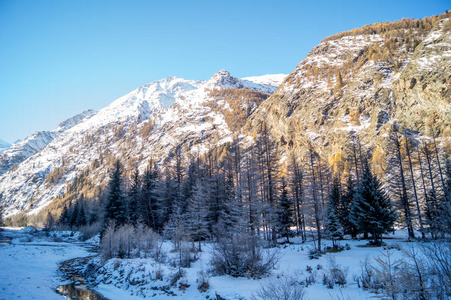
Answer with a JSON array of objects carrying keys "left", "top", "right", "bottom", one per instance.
[{"left": 0, "top": 0, "right": 449, "bottom": 143}]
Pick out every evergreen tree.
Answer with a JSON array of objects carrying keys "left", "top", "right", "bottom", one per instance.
[
  {"left": 187, "top": 178, "right": 210, "bottom": 251},
  {"left": 350, "top": 161, "right": 396, "bottom": 245},
  {"left": 326, "top": 176, "right": 344, "bottom": 247},
  {"left": 141, "top": 163, "right": 159, "bottom": 230},
  {"left": 217, "top": 170, "right": 241, "bottom": 232},
  {"left": 339, "top": 173, "right": 357, "bottom": 238},
  {"left": 44, "top": 212, "right": 55, "bottom": 230},
  {"left": 157, "top": 168, "right": 177, "bottom": 227},
  {"left": 104, "top": 159, "right": 127, "bottom": 228},
  {"left": 76, "top": 200, "right": 87, "bottom": 227},
  {"left": 69, "top": 201, "right": 79, "bottom": 228},
  {"left": 277, "top": 178, "right": 292, "bottom": 243},
  {"left": 58, "top": 205, "right": 71, "bottom": 227},
  {"left": 128, "top": 168, "right": 141, "bottom": 226}
]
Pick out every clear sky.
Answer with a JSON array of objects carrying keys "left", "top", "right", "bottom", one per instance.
[{"left": 0, "top": 0, "right": 449, "bottom": 143}]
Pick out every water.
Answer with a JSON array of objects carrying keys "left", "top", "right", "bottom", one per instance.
[
  {"left": 57, "top": 255, "right": 108, "bottom": 299},
  {"left": 56, "top": 283, "right": 108, "bottom": 300}
]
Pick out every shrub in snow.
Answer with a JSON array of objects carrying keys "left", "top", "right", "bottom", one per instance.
[
  {"left": 356, "top": 257, "right": 381, "bottom": 292},
  {"left": 196, "top": 269, "right": 210, "bottom": 293},
  {"left": 251, "top": 275, "right": 307, "bottom": 300},
  {"left": 305, "top": 271, "right": 317, "bottom": 287},
  {"left": 322, "top": 256, "right": 348, "bottom": 289},
  {"left": 373, "top": 249, "right": 402, "bottom": 299},
  {"left": 100, "top": 221, "right": 161, "bottom": 260},
  {"left": 211, "top": 232, "right": 280, "bottom": 278},
  {"left": 421, "top": 241, "right": 451, "bottom": 299}
]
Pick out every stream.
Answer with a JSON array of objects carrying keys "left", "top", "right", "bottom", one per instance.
[
  {"left": 56, "top": 251, "right": 108, "bottom": 299},
  {"left": 0, "top": 228, "right": 109, "bottom": 300}
]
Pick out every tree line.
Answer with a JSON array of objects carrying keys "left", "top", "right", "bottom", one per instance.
[{"left": 94, "top": 125, "right": 449, "bottom": 259}]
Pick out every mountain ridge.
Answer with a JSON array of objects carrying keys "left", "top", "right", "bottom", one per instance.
[{"left": 0, "top": 72, "right": 285, "bottom": 217}]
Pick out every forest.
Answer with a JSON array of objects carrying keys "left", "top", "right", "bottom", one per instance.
[{"left": 50, "top": 123, "right": 451, "bottom": 299}]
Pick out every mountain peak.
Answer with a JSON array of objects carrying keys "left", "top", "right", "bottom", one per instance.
[
  {"left": 213, "top": 69, "right": 232, "bottom": 77},
  {"left": 206, "top": 69, "right": 243, "bottom": 89}
]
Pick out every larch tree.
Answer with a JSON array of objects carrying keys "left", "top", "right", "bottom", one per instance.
[
  {"left": 288, "top": 154, "right": 306, "bottom": 240},
  {"left": 386, "top": 133, "right": 414, "bottom": 240}
]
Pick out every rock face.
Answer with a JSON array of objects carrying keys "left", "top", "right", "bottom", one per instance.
[
  {"left": 247, "top": 16, "right": 451, "bottom": 158},
  {"left": 392, "top": 22, "right": 451, "bottom": 136},
  {"left": 0, "top": 72, "right": 284, "bottom": 217}
]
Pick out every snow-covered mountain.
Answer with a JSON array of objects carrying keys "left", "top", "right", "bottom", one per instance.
[
  {"left": 0, "top": 139, "right": 12, "bottom": 154},
  {"left": 0, "top": 110, "right": 96, "bottom": 177},
  {"left": 0, "top": 71, "right": 285, "bottom": 217}
]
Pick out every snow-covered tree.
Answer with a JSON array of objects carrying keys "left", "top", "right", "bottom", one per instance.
[
  {"left": 350, "top": 161, "right": 396, "bottom": 245},
  {"left": 325, "top": 176, "right": 343, "bottom": 247},
  {"left": 277, "top": 177, "right": 292, "bottom": 243},
  {"left": 339, "top": 173, "right": 357, "bottom": 238},
  {"left": 127, "top": 168, "right": 141, "bottom": 226},
  {"left": 140, "top": 163, "right": 159, "bottom": 230},
  {"left": 187, "top": 178, "right": 210, "bottom": 251}
]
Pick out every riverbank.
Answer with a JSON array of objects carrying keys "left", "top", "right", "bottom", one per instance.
[{"left": 0, "top": 227, "right": 91, "bottom": 300}]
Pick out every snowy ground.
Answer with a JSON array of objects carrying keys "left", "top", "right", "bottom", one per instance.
[
  {"left": 0, "top": 228, "right": 414, "bottom": 300},
  {"left": 0, "top": 227, "right": 90, "bottom": 300},
  {"left": 87, "top": 232, "right": 413, "bottom": 300}
]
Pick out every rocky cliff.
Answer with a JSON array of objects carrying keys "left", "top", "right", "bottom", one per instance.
[{"left": 247, "top": 14, "right": 451, "bottom": 159}]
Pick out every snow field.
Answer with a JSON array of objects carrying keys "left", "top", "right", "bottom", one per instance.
[{"left": 88, "top": 233, "right": 413, "bottom": 300}]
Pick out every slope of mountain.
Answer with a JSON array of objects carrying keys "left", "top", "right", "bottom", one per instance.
[
  {"left": 0, "top": 72, "right": 284, "bottom": 217},
  {"left": 0, "top": 139, "right": 11, "bottom": 153},
  {"left": 0, "top": 110, "right": 96, "bottom": 177},
  {"left": 247, "top": 15, "right": 451, "bottom": 158}
]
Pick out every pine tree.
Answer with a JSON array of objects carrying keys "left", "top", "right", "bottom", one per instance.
[
  {"left": 58, "top": 205, "right": 71, "bottom": 227},
  {"left": 76, "top": 200, "right": 87, "bottom": 227},
  {"left": 44, "top": 212, "right": 55, "bottom": 230},
  {"left": 339, "top": 173, "right": 357, "bottom": 238},
  {"left": 217, "top": 169, "right": 241, "bottom": 232},
  {"left": 157, "top": 168, "right": 177, "bottom": 227},
  {"left": 69, "top": 201, "right": 79, "bottom": 229},
  {"left": 350, "top": 161, "right": 396, "bottom": 245},
  {"left": 141, "top": 163, "right": 159, "bottom": 230},
  {"left": 187, "top": 178, "right": 210, "bottom": 251},
  {"left": 128, "top": 168, "right": 141, "bottom": 226},
  {"left": 326, "top": 176, "right": 343, "bottom": 248},
  {"left": 104, "top": 159, "right": 127, "bottom": 228},
  {"left": 277, "top": 178, "right": 292, "bottom": 243}
]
